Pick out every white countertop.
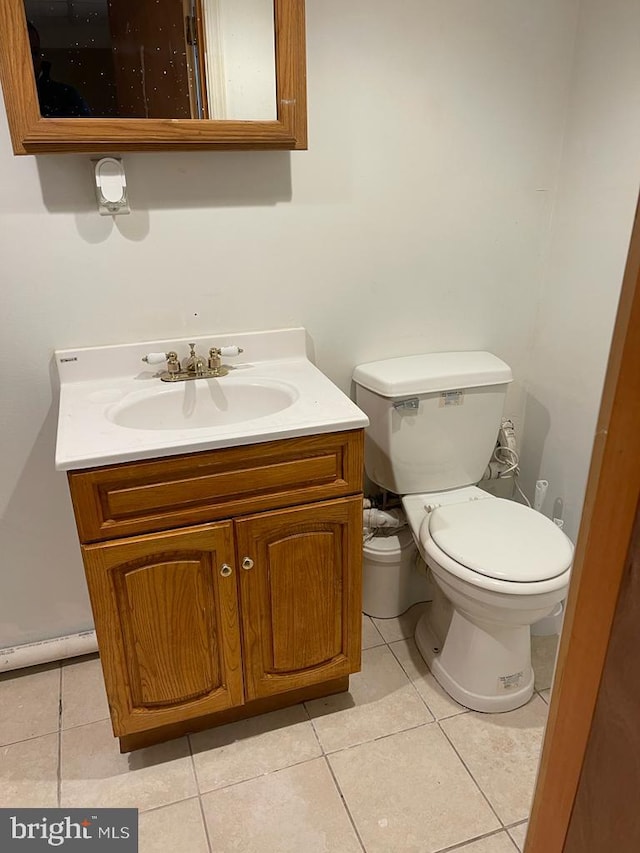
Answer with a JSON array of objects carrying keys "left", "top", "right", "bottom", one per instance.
[{"left": 54, "top": 328, "right": 368, "bottom": 471}]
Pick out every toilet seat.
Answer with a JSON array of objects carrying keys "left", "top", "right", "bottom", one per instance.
[{"left": 428, "top": 497, "right": 573, "bottom": 583}]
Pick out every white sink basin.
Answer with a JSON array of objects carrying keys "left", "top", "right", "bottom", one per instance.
[
  {"left": 107, "top": 378, "right": 298, "bottom": 431},
  {"left": 54, "top": 328, "right": 369, "bottom": 470}
]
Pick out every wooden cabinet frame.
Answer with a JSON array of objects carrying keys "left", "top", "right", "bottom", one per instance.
[{"left": 0, "top": 0, "right": 307, "bottom": 154}]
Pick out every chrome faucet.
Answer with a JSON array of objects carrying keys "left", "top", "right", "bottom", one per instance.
[{"left": 142, "top": 342, "right": 244, "bottom": 382}]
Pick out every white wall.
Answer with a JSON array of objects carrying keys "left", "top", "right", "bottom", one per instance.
[
  {"left": 0, "top": 0, "right": 579, "bottom": 647},
  {"left": 519, "top": 0, "right": 640, "bottom": 541}
]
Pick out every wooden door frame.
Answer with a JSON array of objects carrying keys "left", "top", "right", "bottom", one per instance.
[{"left": 526, "top": 196, "right": 640, "bottom": 851}]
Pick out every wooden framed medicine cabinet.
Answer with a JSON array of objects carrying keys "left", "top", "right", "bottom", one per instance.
[{"left": 0, "top": 0, "right": 307, "bottom": 155}]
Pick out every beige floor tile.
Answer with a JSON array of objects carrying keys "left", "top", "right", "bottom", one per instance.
[
  {"left": 139, "top": 798, "right": 209, "bottom": 853},
  {"left": 532, "top": 634, "right": 559, "bottom": 690},
  {"left": 191, "top": 704, "right": 322, "bottom": 793},
  {"left": 455, "top": 832, "right": 519, "bottom": 852},
  {"left": 362, "top": 614, "right": 384, "bottom": 649},
  {"left": 0, "top": 663, "right": 60, "bottom": 745},
  {"left": 389, "top": 638, "right": 467, "bottom": 719},
  {"left": 62, "top": 655, "right": 110, "bottom": 730},
  {"left": 202, "top": 757, "right": 362, "bottom": 853},
  {"left": 0, "top": 733, "right": 59, "bottom": 807},
  {"left": 61, "top": 719, "right": 197, "bottom": 811},
  {"left": 371, "top": 601, "right": 429, "bottom": 643},
  {"left": 305, "top": 644, "right": 433, "bottom": 752},
  {"left": 508, "top": 821, "right": 528, "bottom": 851},
  {"left": 440, "top": 695, "right": 548, "bottom": 825},
  {"left": 538, "top": 689, "right": 551, "bottom": 704},
  {"left": 329, "top": 725, "right": 499, "bottom": 853}
]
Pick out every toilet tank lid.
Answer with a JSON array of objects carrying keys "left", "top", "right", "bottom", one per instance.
[{"left": 352, "top": 352, "right": 512, "bottom": 397}]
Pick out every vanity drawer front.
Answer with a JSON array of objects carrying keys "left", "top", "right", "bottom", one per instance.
[{"left": 68, "top": 429, "right": 364, "bottom": 543}]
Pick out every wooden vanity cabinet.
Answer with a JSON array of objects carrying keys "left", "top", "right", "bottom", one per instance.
[{"left": 68, "top": 430, "right": 364, "bottom": 751}]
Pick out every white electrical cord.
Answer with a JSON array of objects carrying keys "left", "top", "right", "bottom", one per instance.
[
  {"left": 514, "top": 479, "right": 532, "bottom": 508},
  {"left": 492, "top": 444, "right": 532, "bottom": 508},
  {"left": 493, "top": 444, "right": 518, "bottom": 475}
]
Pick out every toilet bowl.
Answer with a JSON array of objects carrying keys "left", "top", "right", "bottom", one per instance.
[
  {"left": 403, "top": 489, "right": 572, "bottom": 712},
  {"left": 352, "top": 351, "right": 574, "bottom": 713}
]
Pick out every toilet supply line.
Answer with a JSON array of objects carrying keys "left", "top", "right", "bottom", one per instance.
[{"left": 491, "top": 418, "right": 532, "bottom": 508}]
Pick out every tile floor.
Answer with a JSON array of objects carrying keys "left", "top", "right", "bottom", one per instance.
[{"left": 0, "top": 604, "right": 557, "bottom": 853}]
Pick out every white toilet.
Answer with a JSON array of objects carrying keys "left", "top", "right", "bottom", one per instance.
[{"left": 353, "top": 351, "right": 573, "bottom": 713}]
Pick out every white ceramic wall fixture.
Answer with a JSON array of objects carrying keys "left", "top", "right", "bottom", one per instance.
[{"left": 55, "top": 327, "right": 368, "bottom": 470}]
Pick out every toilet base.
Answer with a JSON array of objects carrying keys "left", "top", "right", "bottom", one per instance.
[{"left": 415, "top": 604, "right": 535, "bottom": 713}]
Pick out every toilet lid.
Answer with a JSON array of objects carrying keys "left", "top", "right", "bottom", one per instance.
[{"left": 427, "top": 498, "right": 573, "bottom": 582}]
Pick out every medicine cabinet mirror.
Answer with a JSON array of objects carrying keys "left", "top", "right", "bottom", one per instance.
[{"left": 0, "top": 0, "right": 306, "bottom": 154}]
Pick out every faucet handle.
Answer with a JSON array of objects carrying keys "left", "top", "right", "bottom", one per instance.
[
  {"left": 142, "top": 351, "right": 175, "bottom": 365},
  {"left": 208, "top": 345, "right": 244, "bottom": 374},
  {"left": 142, "top": 350, "right": 180, "bottom": 377},
  {"left": 208, "top": 346, "right": 244, "bottom": 360}
]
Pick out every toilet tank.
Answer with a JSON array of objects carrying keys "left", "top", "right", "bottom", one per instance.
[{"left": 353, "top": 352, "right": 513, "bottom": 494}]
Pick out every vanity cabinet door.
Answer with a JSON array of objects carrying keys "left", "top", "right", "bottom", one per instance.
[
  {"left": 82, "top": 522, "right": 244, "bottom": 738},
  {"left": 235, "top": 497, "right": 363, "bottom": 700}
]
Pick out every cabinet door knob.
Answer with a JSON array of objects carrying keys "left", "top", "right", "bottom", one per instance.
[
  {"left": 220, "top": 564, "right": 233, "bottom": 577},
  {"left": 242, "top": 557, "right": 254, "bottom": 571}
]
